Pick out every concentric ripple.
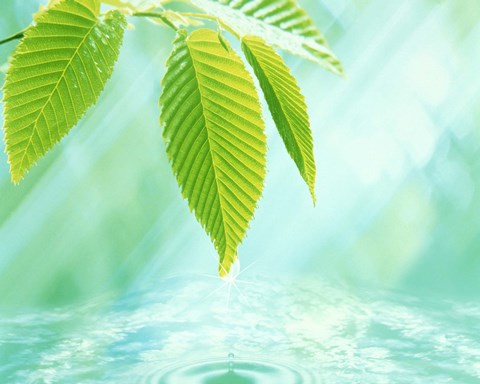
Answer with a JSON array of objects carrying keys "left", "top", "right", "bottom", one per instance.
[
  {"left": 144, "top": 354, "right": 314, "bottom": 384},
  {"left": 1, "top": 275, "right": 480, "bottom": 383}
]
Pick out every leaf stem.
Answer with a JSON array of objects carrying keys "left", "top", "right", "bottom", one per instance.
[
  {"left": 0, "top": 30, "right": 25, "bottom": 46},
  {"left": 132, "top": 11, "right": 179, "bottom": 30},
  {"left": 180, "top": 12, "right": 240, "bottom": 39}
]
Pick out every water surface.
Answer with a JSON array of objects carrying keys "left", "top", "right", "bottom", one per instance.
[{"left": 1, "top": 275, "right": 479, "bottom": 383}]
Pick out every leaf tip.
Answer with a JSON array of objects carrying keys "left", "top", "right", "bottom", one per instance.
[
  {"left": 4, "top": 142, "right": 24, "bottom": 185},
  {"left": 10, "top": 169, "right": 24, "bottom": 185},
  {"left": 310, "top": 188, "right": 316, "bottom": 207},
  {"left": 218, "top": 263, "right": 228, "bottom": 278},
  {"left": 217, "top": 32, "right": 230, "bottom": 53},
  {"left": 218, "top": 252, "right": 237, "bottom": 277}
]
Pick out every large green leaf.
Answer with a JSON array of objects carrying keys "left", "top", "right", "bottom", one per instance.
[
  {"left": 189, "top": 0, "right": 343, "bottom": 75},
  {"left": 160, "top": 29, "right": 266, "bottom": 276},
  {"left": 33, "top": 0, "right": 63, "bottom": 22},
  {"left": 242, "top": 35, "right": 315, "bottom": 202},
  {"left": 3, "top": 0, "right": 127, "bottom": 183}
]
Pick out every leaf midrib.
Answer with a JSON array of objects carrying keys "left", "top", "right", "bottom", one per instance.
[
  {"left": 18, "top": 14, "right": 99, "bottom": 173},
  {"left": 244, "top": 40, "right": 307, "bottom": 176},
  {"left": 185, "top": 39, "right": 231, "bottom": 268}
]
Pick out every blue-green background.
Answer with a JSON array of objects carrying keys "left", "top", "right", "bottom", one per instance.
[
  {"left": 2, "top": 1, "right": 480, "bottom": 382},
  {"left": 1, "top": 0, "right": 480, "bottom": 306}
]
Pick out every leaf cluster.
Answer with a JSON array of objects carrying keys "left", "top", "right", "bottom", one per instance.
[{"left": 0, "top": 0, "right": 342, "bottom": 275}]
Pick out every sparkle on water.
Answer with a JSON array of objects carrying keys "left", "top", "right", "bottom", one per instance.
[{"left": 1, "top": 274, "right": 479, "bottom": 383}]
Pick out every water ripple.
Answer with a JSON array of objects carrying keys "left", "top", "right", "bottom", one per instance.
[{"left": 1, "top": 276, "right": 479, "bottom": 383}]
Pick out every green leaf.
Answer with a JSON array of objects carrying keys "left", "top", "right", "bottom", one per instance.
[
  {"left": 217, "top": 29, "right": 230, "bottom": 52},
  {"left": 3, "top": 0, "right": 127, "bottom": 183},
  {"left": 189, "top": 0, "right": 343, "bottom": 75},
  {"left": 242, "top": 35, "right": 316, "bottom": 202},
  {"left": 160, "top": 29, "right": 266, "bottom": 276},
  {"left": 33, "top": 0, "right": 63, "bottom": 23}
]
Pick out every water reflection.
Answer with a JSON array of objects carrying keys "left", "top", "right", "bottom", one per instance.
[
  {"left": 156, "top": 357, "right": 309, "bottom": 384},
  {"left": 0, "top": 275, "right": 479, "bottom": 383},
  {"left": 204, "top": 371, "right": 253, "bottom": 384}
]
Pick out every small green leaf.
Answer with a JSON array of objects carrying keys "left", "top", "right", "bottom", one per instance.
[
  {"left": 189, "top": 0, "right": 343, "bottom": 75},
  {"left": 3, "top": 0, "right": 127, "bottom": 183},
  {"left": 242, "top": 35, "right": 316, "bottom": 202},
  {"left": 160, "top": 29, "right": 266, "bottom": 276}
]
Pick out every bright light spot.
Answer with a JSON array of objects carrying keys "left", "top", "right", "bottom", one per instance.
[{"left": 221, "top": 259, "right": 240, "bottom": 284}]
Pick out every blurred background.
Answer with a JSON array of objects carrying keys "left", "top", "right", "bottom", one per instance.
[
  {"left": 0, "top": 0, "right": 480, "bottom": 307},
  {"left": 2, "top": 1, "right": 480, "bottom": 382}
]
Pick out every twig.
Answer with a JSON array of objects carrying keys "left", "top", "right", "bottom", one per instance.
[{"left": 0, "top": 30, "right": 25, "bottom": 46}]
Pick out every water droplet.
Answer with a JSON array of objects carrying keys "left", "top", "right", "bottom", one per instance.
[
  {"left": 221, "top": 259, "right": 241, "bottom": 283},
  {"left": 88, "top": 40, "right": 98, "bottom": 55},
  {"left": 227, "top": 353, "right": 234, "bottom": 372}
]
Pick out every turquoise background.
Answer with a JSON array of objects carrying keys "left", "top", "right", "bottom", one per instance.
[
  {"left": 1, "top": 1, "right": 480, "bottom": 382},
  {"left": 1, "top": 0, "right": 480, "bottom": 306}
]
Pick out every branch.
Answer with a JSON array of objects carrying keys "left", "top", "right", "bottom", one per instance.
[
  {"left": 0, "top": 30, "right": 25, "bottom": 46},
  {"left": 179, "top": 12, "right": 240, "bottom": 38},
  {"left": 132, "top": 11, "right": 179, "bottom": 30}
]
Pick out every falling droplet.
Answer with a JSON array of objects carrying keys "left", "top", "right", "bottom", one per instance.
[
  {"left": 221, "top": 259, "right": 240, "bottom": 283},
  {"left": 228, "top": 352, "right": 235, "bottom": 372}
]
